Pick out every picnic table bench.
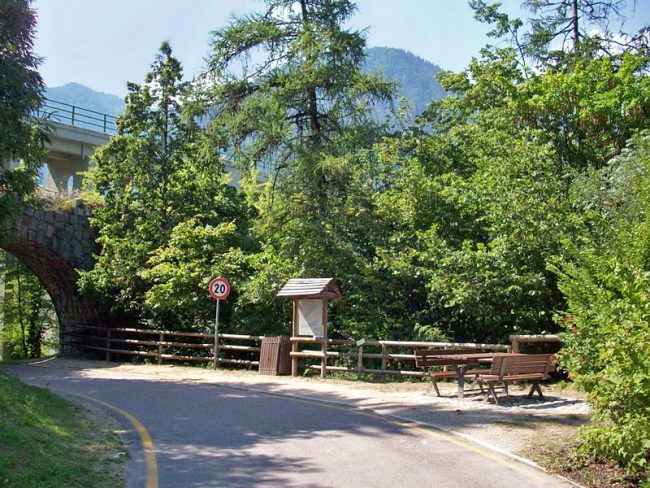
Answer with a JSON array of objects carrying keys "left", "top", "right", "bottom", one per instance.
[
  {"left": 415, "top": 349, "right": 492, "bottom": 397},
  {"left": 475, "top": 353, "right": 556, "bottom": 404}
]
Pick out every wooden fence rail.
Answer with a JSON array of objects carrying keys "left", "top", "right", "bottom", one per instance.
[
  {"left": 61, "top": 326, "right": 559, "bottom": 379},
  {"left": 289, "top": 337, "right": 511, "bottom": 378},
  {"left": 61, "top": 325, "right": 264, "bottom": 367},
  {"left": 509, "top": 334, "right": 561, "bottom": 353}
]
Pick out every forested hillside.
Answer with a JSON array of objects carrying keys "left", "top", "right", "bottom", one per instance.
[
  {"left": 363, "top": 47, "right": 446, "bottom": 119},
  {"left": 45, "top": 82, "right": 124, "bottom": 116},
  {"left": 45, "top": 47, "right": 446, "bottom": 122}
]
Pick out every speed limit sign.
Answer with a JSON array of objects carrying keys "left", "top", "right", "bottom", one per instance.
[
  {"left": 209, "top": 277, "right": 230, "bottom": 300},
  {"left": 208, "top": 277, "right": 230, "bottom": 370}
]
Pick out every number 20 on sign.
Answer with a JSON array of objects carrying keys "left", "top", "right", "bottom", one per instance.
[{"left": 208, "top": 277, "right": 230, "bottom": 369}]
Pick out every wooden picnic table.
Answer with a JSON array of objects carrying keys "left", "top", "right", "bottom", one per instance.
[{"left": 424, "top": 352, "right": 526, "bottom": 399}]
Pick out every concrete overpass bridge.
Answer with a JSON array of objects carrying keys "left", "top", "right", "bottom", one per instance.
[
  {"left": 3, "top": 98, "right": 114, "bottom": 192},
  {"left": 34, "top": 98, "right": 253, "bottom": 189},
  {"left": 38, "top": 98, "right": 114, "bottom": 192}
]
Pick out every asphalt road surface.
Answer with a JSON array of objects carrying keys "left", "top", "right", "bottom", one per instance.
[{"left": 3, "top": 363, "right": 573, "bottom": 488}]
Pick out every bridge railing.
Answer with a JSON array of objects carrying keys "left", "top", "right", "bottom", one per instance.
[{"left": 37, "top": 98, "right": 117, "bottom": 135}]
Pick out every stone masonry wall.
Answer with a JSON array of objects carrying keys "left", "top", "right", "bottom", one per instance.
[{"left": 0, "top": 200, "right": 101, "bottom": 353}]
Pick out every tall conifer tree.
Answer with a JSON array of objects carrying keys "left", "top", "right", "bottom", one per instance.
[
  {"left": 0, "top": 0, "right": 46, "bottom": 218},
  {"left": 81, "top": 43, "right": 248, "bottom": 327}
]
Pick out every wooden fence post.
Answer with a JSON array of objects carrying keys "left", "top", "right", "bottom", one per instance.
[
  {"left": 380, "top": 343, "right": 387, "bottom": 381},
  {"left": 357, "top": 344, "right": 364, "bottom": 379},
  {"left": 105, "top": 329, "right": 111, "bottom": 361},
  {"left": 511, "top": 336, "right": 520, "bottom": 353},
  {"left": 320, "top": 341, "right": 327, "bottom": 379},
  {"left": 158, "top": 332, "right": 164, "bottom": 365}
]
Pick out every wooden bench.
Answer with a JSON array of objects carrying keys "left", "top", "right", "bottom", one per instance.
[
  {"left": 475, "top": 354, "right": 556, "bottom": 404},
  {"left": 415, "top": 349, "right": 491, "bottom": 396}
]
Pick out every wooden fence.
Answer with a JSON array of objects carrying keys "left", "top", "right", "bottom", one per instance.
[
  {"left": 61, "top": 325, "right": 519, "bottom": 379},
  {"left": 509, "top": 334, "right": 561, "bottom": 353},
  {"left": 61, "top": 325, "right": 263, "bottom": 368},
  {"left": 289, "top": 337, "right": 511, "bottom": 378}
]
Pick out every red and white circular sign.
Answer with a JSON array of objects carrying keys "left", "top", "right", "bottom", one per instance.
[{"left": 208, "top": 277, "right": 230, "bottom": 300}]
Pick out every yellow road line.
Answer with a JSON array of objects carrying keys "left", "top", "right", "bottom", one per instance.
[
  {"left": 34, "top": 359, "right": 565, "bottom": 486},
  {"left": 221, "top": 384, "right": 554, "bottom": 485},
  {"left": 71, "top": 393, "right": 158, "bottom": 488}
]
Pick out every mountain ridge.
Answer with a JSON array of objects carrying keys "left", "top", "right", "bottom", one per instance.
[
  {"left": 45, "top": 82, "right": 125, "bottom": 117},
  {"left": 45, "top": 47, "right": 446, "bottom": 120},
  {"left": 363, "top": 46, "right": 446, "bottom": 119}
]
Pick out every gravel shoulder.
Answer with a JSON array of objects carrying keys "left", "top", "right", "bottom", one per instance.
[{"left": 28, "top": 357, "right": 590, "bottom": 466}]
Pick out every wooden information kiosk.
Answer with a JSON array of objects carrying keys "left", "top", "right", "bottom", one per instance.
[{"left": 277, "top": 278, "right": 342, "bottom": 377}]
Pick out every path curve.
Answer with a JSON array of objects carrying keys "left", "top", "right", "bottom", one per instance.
[{"left": 3, "top": 362, "right": 574, "bottom": 488}]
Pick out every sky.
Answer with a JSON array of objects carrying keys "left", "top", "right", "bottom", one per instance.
[{"left": 32, "top": 0, "right": 649, "bottom": 97}]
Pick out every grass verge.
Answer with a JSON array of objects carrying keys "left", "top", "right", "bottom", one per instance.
[{"left": 0, "top": 371, "right": 127, "bottom": 488}]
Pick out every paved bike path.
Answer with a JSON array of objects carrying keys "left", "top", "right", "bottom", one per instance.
[{"left": 3, "top": 363, "right": 573, "bottom": 488}]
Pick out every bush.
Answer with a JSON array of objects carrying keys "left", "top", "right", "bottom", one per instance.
[
  {"left": 558, "top": 260, "right": 650, "bottom": 473},
  {"left": 554, "top": 134, "right": 650, "bottom": 479}
]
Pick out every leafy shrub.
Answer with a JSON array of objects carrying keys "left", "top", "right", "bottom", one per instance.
[
  {"left": 558, "top": 259, "right": 650, "bottom": 474},
  {"left": 554, "top": 134, "right": 650, "bottom": 478}
]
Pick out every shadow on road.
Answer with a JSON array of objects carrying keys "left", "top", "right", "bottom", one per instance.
[{"left": 2, "top": 360, "right": 583, "bottom": 487}]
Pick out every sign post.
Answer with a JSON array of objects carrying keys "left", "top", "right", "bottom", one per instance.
[{"left": 208, "top": 277, "right": 230, "bottom": 370}]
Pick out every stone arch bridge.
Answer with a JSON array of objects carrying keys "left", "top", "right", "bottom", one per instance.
[
  {"left": 1, "top": 99, "right": 249, "bottom": 354},
  {"left": 0, "top": 201, "right": 103, "bottom": 351},
  {"left": 1, "top": 100, "right": 116, "bottom": 353}
]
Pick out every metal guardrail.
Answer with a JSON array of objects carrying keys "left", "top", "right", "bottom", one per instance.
[{"left": 37, "top": 98, "right": 117, "bottom": 135}]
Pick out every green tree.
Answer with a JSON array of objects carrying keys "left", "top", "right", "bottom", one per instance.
[
  {"left": 373, "top": 107, "right": 570, "bottom": 341},
  {"left": 0, "top": 0, "right": 47, "bottom": 219},
  {"left": 0, "top": 251, "right": 57, "bottom": 358},
  {"left": 471, "top": 0, "right": 646, "bottom": 68},
  {"left": 516, "top": 51, "right": 650, "bottom": 170},
  {"left": 80, "top": 43, "right": 250, "bottom": 329},
  {"left": 206, "top": 0, "right": 393, "bottom": 177},
  {"left": 204, "top": 0, "right": 401, "bottom": 338},
  {"left": 523, "top": 0, "right": 633, "bottom": 58},
  {"left": 553, "top": 134, "right": 650, "bottom": 477},
  {"left": 371, "top": 2, "right": 649, "bottom": 342}
]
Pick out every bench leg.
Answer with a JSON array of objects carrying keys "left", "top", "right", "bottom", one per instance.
[
  {"left": 478, "top": 381, "right": 489, "bottom": 400},
  {"left": 487, "top": 384, "right": 500, "bottom": 405},
  {"left": 527, "top": 381, "right": 544, "bottom": 400},
  {"left": 455, "top": 365, "right": 468, "bottom": 399},
  {"left": 428, "top": 376, "right": 441, "bottom": 397}
]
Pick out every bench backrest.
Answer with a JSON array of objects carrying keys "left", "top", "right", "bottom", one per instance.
[
  {"left": 490, "top": 354, "right": 555, "bottom": 378},
  {"left": 415, "top": 348, "right": 482, "bottom": 368}
]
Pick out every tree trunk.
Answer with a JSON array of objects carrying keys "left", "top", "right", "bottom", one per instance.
[
  {"left": 299, "top": 0, "right": 321, "bottom": 139},
  {"left": 572, "top": 0, "right": 579, "bottom": 49},
  {"left": 15, "top": 273, "right": 28, "bottom": 358}
]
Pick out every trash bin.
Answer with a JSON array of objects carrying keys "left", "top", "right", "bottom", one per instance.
[{"left": 258, "top": 335, "right": 291, "bottom": 375}]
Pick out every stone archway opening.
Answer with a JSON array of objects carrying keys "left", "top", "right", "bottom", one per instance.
[
  {"left": 0, "top": 202, "right": 104, "bottom": 355},
  {"left": 0, "top": 251, "right": 59, "bottom": 360}
]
